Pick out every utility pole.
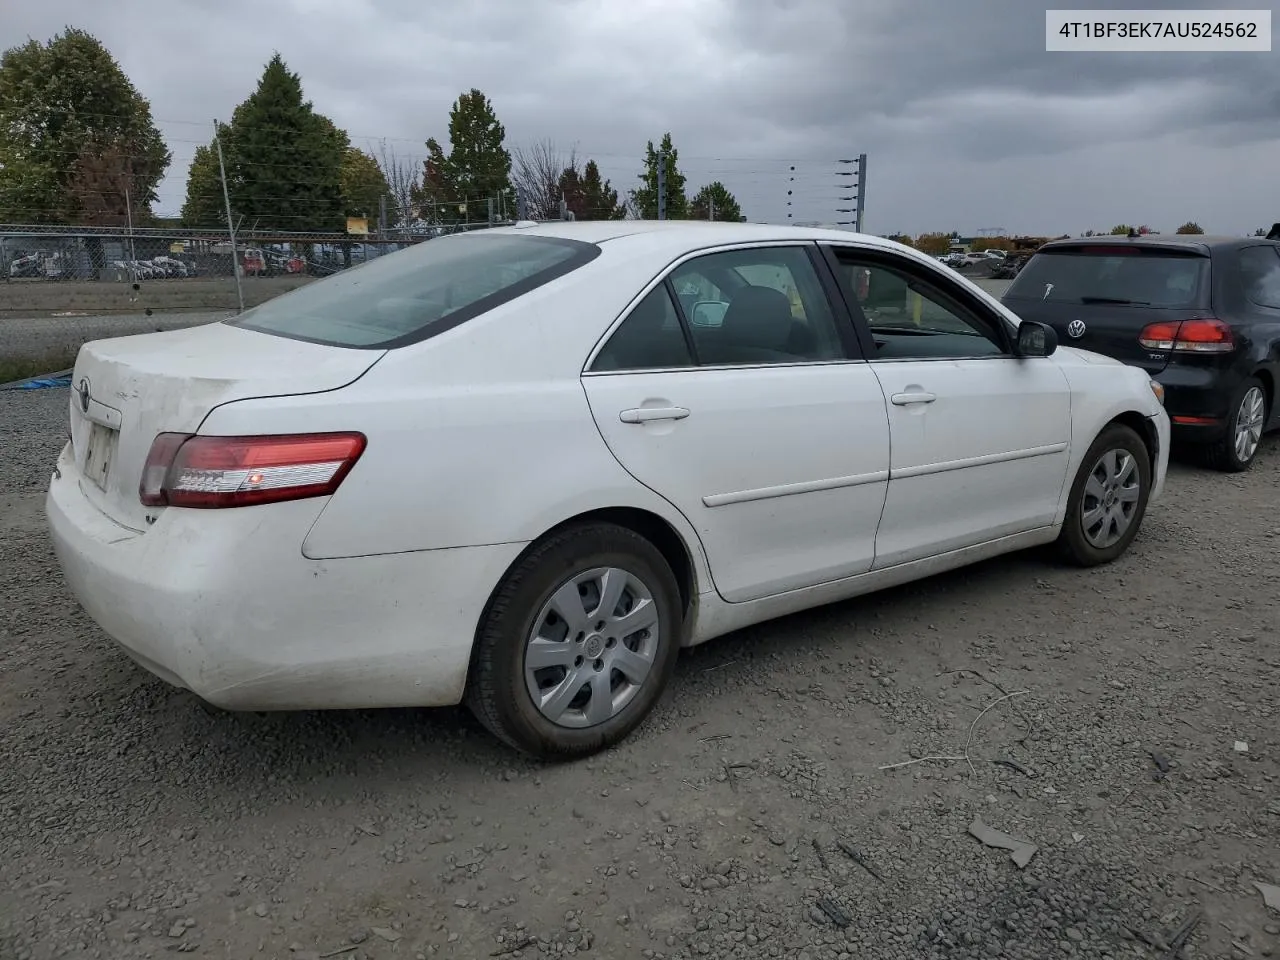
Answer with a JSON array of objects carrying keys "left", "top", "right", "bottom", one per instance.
[
  {"left": 213, "top": 119, "right": 245, "bottom": 314},
  {"left": 854, "top": 153, "right": 867, "bottom": 233},
  {"left": 379, "top": 195, "right": 388, "bottom": 239},
  {"left": 487, "top": 196, "right": 494, "bottom": 227},
  {"left": 656, "top": 152, "right": 667, "bottom": 221},
  {"left": 124, "top": 184, "right": 136, "bottom": 261},
  {"left": 515, "top": 185, "right": 528, "bottom": 221},
  {"left": 709, "top": 195, "right": 715, "bottom": 221},
  {"left": 835, "top": 153, "right": 868, "bottom": 232}
]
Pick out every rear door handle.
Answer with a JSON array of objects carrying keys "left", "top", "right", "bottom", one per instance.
[
  {"left": 890, "top": 391, "right": 937, "bottom": 406},
  {"left": 619, "top": 406, "right": 690, "bottom": 423}
]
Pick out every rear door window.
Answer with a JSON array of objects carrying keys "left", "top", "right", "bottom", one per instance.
[
  {"left": 1006, "top": 247, "right": 1210, "bottom": 309},
  {"left": 227, "top": 234, "right": 599, "bottom": 348},
  {"left": 1239, "top": 246, "right": 1280, "bottom": 309}
]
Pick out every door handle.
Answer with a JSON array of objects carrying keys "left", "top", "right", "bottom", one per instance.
[
  {"left": 890, "top": 391, "right": 936, "bottom": 406},
  {"left": 619, "top": 406, "right": 690, "bottom": 424}
]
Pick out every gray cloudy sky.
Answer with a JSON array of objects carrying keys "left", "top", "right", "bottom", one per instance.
[{"left": 7, "top": 0, "right": 1278, "bottom": 235}]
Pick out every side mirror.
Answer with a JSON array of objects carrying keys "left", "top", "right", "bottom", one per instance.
[
  {"left": 1016, "top": 320, "right": 1057, "bottom": 357},
  {"left": 690, "top": 300, "right": 729, "bottom": 327}
]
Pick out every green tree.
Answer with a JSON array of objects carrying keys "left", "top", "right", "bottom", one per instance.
[
  {"left": 180, "top": 129, "right": 230, "bottom": 227},
  {"left": 341, "top": 146, "right": 392, "bottom": 228},
  {"left": 1110, "top": 224, "right": 1132, "bottom": 234},
  {"left": 0, "top": 28, "right": 170, "bottom": 223},
  {"left": 413, "top": 89, "right": 512, "bottom": 225},
  {"left": 1175, "top": 221, "right": 1204, "bottom": 234},
  {"left": 63, "top": 141, "right": 152, "bottom": 227},
  {"left": 631, "top": 133, "right": 688, "bottom": 220},
  {"left": 689, "top": 181, "right": 744, "bottom": 221},
  {"left": 914, "top": 232, "right": 953, "bottom": 255},
  {"left": 560, "top": 159, "right": 625, "bottom": 220},
  {"left": 223, "top": 53, "right": 344, "bottom": 231}
]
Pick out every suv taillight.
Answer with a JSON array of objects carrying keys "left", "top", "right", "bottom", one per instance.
[
  {"left": 1137, "top": 317, "right": 1234, "bottom": 354},
  {"left": 139, "top": 432, "right": 366, "bottom": 509}
]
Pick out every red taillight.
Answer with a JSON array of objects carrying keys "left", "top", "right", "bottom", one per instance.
[
  {"left": 139, "top": 432, "right": 366, "bottom": 509},
  {"left": 1137, "top": 317, "right": 1233, "bottom": 354}
]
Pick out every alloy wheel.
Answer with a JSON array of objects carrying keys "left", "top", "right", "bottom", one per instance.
[
  {"left": 1234, "top": 385, "right": 1266, "bottom": 465},
  {"left": 1080, "top": 449, "right": 1142, "bottom": 549}
]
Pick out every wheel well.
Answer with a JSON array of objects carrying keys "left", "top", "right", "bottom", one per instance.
[
  {"left": 1108, "top": 410, "right": 1158, "bottom": 465},
  {"left": 1254, "top": 368, "right": 1274, "bottom": 415},
  {"left": 542, "top": 507, "right": 698, "bottom": 619}
]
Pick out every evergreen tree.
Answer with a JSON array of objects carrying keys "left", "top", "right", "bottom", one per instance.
[
  {"left": 690, "top": 181, "right": 745, "bottom": 221},
  {"left": 180, "top": 129, "right": 229, "bottom": 227},
  {"left": 0, "top": 28, "right": 170, "bottom": 223},
  {"left": 413, "top": 89, "right": 512, "bottom": 225},
  {"left": 224, "top": 54, "right": 343, "bottom": 231},
  {"left": 573, "top": 160, "right": 625, "bottom": 220},
  {"left": 630, "top": 133, "right": 687, "bottom": 220}
]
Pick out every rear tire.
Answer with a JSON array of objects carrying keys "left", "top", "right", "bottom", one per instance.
[
  {"left": 1057, "top": 424, "right": 1152, "bottom": 567},
  {"left": 465, "top": 522, "right": 682, "bottom": 761},
  {"left": 1202, "top": 376, "right": 1267, "bottom": 472}
]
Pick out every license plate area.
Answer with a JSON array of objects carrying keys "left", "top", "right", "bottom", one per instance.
[{"left": 84, "top": 422, "right": 119, "bottom": 492}]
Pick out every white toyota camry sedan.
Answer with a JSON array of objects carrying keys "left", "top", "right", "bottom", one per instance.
[{"left": 47, "top": 221, "right": 1170, "bottom": 759}]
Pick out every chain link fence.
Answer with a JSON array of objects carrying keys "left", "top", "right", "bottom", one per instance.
[{"left": 0, "top": 221, "right": 509, "bottom": 318}]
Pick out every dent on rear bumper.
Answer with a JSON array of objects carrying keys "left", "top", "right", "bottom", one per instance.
[{"left": 45, "top": 446, "right": 526, "bottom": 710}]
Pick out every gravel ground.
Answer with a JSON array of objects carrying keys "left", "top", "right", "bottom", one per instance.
[{"left": 3, "top": 322, "right": 1279, "bottom": 960}]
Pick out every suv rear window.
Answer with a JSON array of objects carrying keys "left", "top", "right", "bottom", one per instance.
[
  {"left": 227, "top": 233, "right": 599, "bottom": 348},
  {"left": 1006, "top": 247, "right": 1209, "bottom": 309}
]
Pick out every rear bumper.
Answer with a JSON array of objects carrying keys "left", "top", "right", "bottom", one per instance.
[
  {"left": 1153, "top": 364, "right": 1234, "bottom": 443},
  {"left": 46, "top": 442, "right": 525, "bottom": 711}
]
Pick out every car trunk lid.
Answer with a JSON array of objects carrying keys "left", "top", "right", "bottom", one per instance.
[
  {"left": 68, "top": 321, "right": 383, "bottom": 532},
  {"left": 1001, "top": 244, "right": 1212, "bottom": 374}
]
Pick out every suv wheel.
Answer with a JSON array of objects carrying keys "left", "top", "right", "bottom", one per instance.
[{"left": 1203, "top": 376, "right": 1267, "bottom": 472}]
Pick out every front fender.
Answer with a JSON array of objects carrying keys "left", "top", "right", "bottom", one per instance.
[{"left": 1053, "top": 355, "right": 1167, "bottom": 522}]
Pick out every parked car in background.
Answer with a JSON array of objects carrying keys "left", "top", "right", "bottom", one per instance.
[
  {"left": 47, "top": 222, "right": 1169, "bottom": 759},
  {"left": 1002, "top": 234, "right": 1280, "bottom": 470},
  {"left": 242, "top": 248, "right": 267, "bottom": 276},
  {"left": 9, "top": 254, "right": 41, "bottom": 278}
]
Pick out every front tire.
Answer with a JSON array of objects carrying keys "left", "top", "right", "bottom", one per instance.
[
  {"left": 1057, "top": 424, "right": 1152, "bottom": 567},
  {"left": 465, "top": 522, "right": 683, "bottom": 761},
  {"left": 1202, "top": 377, "right": 1267, "bottom": 472}
]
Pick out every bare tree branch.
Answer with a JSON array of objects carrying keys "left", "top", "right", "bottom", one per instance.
[
  {"left": 511, "top": 139, "right": 578, "bottom": 220},
  {"left": 373, "top": 139, "right": 421, "bottom": 233}
]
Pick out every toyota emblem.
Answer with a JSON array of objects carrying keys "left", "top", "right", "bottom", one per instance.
[
  {"left": 1066, "top": 319, "right": 1086, "bottom": 339},
  {"left": 76, "top": 377, "right": 91, "bottom": 413}
]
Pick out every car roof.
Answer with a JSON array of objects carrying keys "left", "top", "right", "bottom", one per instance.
[
  {"left": 469, "top": 220, "right": 937, "bottom": 272},
  {"left": 479, "top": 219, "right": 890, "bottom": 249},
  {"left": 1037, "top": 234, "right": 1277, "bottom": 255}
]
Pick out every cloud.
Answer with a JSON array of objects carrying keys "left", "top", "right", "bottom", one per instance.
[{"left": 4, "top": 0, "right": 1277, "bottom": 234}]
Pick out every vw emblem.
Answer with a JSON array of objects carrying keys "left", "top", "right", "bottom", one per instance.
[
  {"left": 76, "top": 377, "right": 91, "bottom": 413},
  {"left": 1066, "top": 319, "right": 1087, "bottom": 339}
]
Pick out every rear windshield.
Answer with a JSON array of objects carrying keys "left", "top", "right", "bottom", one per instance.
[
  {"left": 1005, "top": 247, "right": 1210, "bottom": 309},
  {"left": 227, "top": 233, "right": 599, "bottom": 348}
]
